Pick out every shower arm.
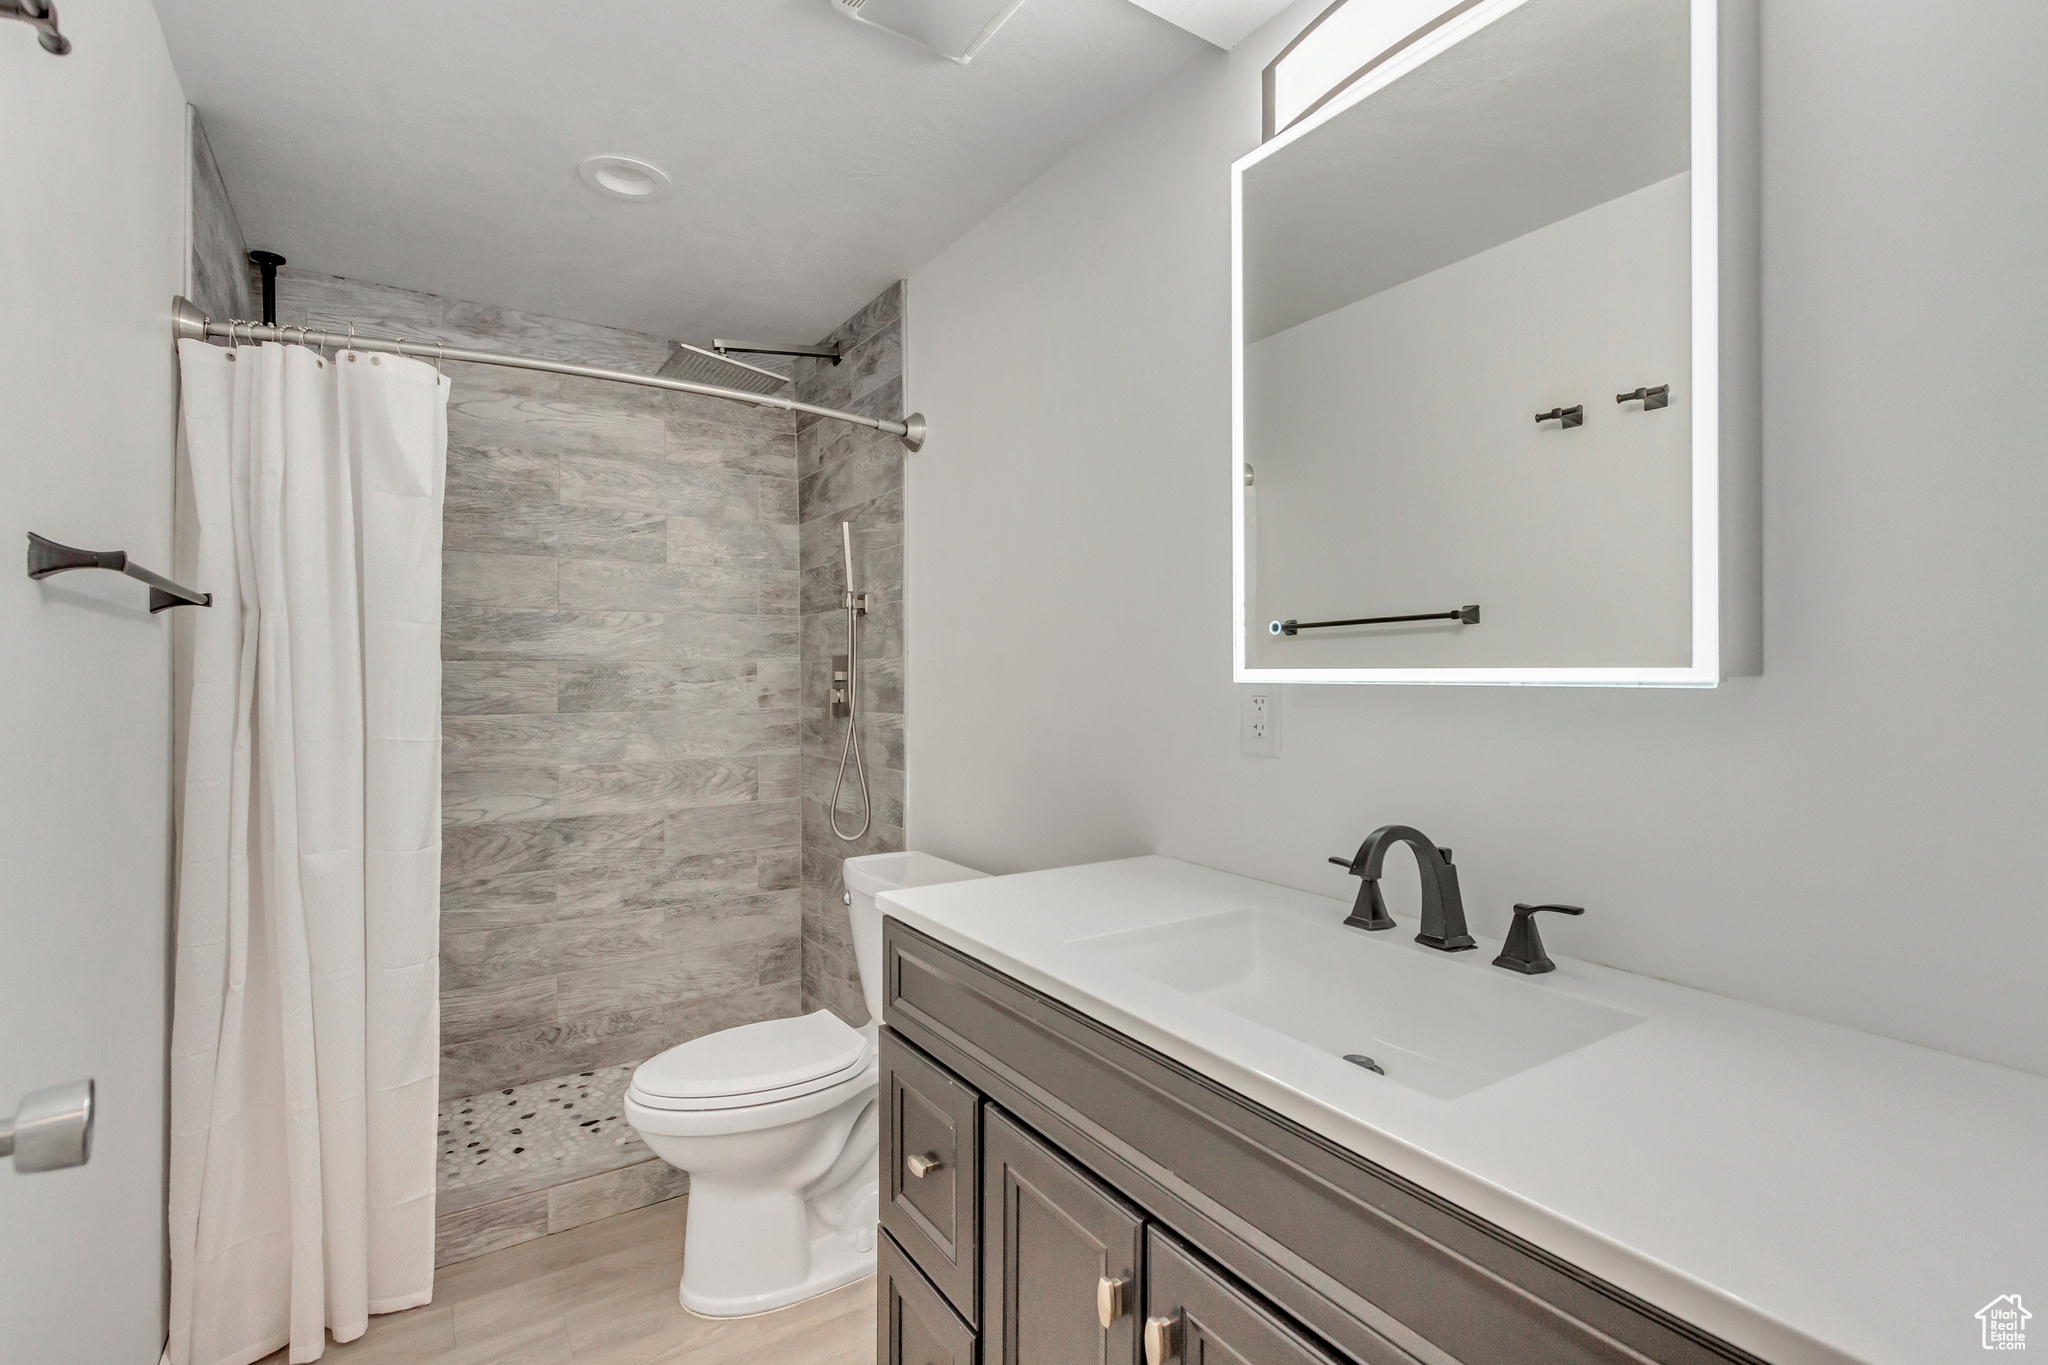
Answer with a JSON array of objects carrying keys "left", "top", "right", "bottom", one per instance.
[{"left": 170, "top": 297, "right": 927, "bottom": 452}]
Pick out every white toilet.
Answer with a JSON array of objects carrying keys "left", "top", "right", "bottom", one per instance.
[{"left": 624, "top": 851, "right": 988, "bottom": 1317}]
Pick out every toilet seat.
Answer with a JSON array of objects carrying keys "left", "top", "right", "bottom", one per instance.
[{"left": 628, "top": 1010, "right": 870, "bottom": 1113}]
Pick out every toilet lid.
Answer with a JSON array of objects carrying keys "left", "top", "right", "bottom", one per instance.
[{"left": 630, "top": 1010, "right": 869, "bottom": 1109}]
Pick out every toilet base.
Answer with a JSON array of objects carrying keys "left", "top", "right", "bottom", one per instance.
[{"left": 679, "top": 1220, "right": 878, "bottom": 1318}]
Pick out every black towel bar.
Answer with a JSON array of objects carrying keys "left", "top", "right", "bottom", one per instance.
[
  {"left": 27, "top": 533, "right": 211, "bottom": 612},
  {"left": 1270, "top": 605, "right": 1478, "bottom": 636}
]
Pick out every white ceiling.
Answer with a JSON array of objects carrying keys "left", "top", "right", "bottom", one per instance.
[
  {"left": 1128, "top": 0, "right": 1299, "bottom": 49},
  {"left": 152, "top": 0, "right": 1206, "bottom": 346},
  {"left": 1244, "top": 0, "right": 1690, "bottom": 341}
]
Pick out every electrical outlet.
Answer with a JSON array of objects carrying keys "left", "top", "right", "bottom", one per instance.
[{"left": 1240, "top": 686, "right": 1281, "bottom": 757}]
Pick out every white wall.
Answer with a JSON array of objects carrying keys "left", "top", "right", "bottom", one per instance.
[
  {"left": 905, "top": 0, "right": 2048, "bottom": 1077},
  {"left": 0, "top": 2, "right": 187, "bottom": 1358},
  {"left": 1249, "top": 173, "right": 1692, "bottom": 669}
]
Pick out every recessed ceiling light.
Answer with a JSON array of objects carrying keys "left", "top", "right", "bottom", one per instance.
[{"left": 578, "top": 155, "right": 673, "bottom": 203}]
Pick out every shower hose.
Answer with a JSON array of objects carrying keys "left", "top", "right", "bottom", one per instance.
[{"left": 830, "top": 519, "right": 872, "bottom": 841}]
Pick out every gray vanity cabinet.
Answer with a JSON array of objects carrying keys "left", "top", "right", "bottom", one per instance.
[
  {"left": 981, "top": 1106, "right": 1145, "bottom": 1365},
  {"left": 880, "top": 1229, "right": 977, "bottom": 1365},
  {"left": 1145, "top": 1228, "right": 1347, "bottom": 1365},
  {"left": 881, "top": 1029, "right": 982, "bottom": 1323},
  {"left": 877, "top": 918, "right": 1768, "bottom": 1365}
]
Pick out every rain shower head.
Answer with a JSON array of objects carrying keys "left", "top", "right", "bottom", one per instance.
[{"left": 656, "top": 343, "right": 791, "bottom": 397}]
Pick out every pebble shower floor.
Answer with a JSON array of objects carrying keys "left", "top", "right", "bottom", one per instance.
[{"left": 437, "top": 1062, "right": 650, "bottom": 1191}]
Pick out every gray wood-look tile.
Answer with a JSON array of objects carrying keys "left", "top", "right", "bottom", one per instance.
[
  {"left": 439, "top": 981, "right": 798, "bottom": 1098},
  {"left": 559, "top": 560, "right": 758, "bottom": 614},
  {"left": 666, "top": 415, "right": 798, "bottom": 478},
  {"left": 441, "top": 816, "right": 669, "bottom": 888},
  {"left": 667, "top": 802, "right": 801, "bottom": 858},
  {"left": 658, "top": 889, "right": 802, "bottom": 952},
  {"left": 444, "top": 766, "right": 560, "bottom": 826},
  {"left": 450, "top": 394, "right": 666, "bottom": 464},
  {"left": 663, "top": 611, "right": 799, "bottom": 662},
  {"left": 665, "top": 515, "right": 798, "bottom": 570},
  {"left": 445, "top": 506, "right": 668, "bottom": 562},
  {"left": 556, "top": 760, "right": 756, "bottom": 817},
  {"left": 446, "top": 446, "right": 561, "bottom": 514},
  {"left": 445, "top": 552, "right": 561, "bottom": 608},
  {"left": 553, "top": 941, "right": 775, "bottom": 1019},
  {"left": 444, "top": 606, "right": 669, "bottom": 662},
  {"left": 443, "top": 978, "right": 561, "bottom": 1045},
  {"left": 444, "top": 661, "right": 561, "bottom": 716},
  {"left": 559, "top": 453, "right": 758, "bottom": 520},
  {"left": 545, "top": 1161, "right": 687, "bottom": 1235},
  {"left": 436, "top": 1191, "right": 552, "bottom": 1268},
  {"left": 444, "top": 712, "right": 672, "bottom": 770},
  {"left": 442, "top": 909, "right": 666, "bottom": 992}
]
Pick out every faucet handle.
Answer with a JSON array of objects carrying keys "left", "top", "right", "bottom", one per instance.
[
  {"left": 1328, "top": 855, "right": 1397, "bottom": 931},
  {"left": 1493, "top": 903, "right": 1584, "bottom": 975}
]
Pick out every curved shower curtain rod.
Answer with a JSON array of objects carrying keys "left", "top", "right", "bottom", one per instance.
[{"left": 170, "top": 296, "right": 927, "bottom": 452}]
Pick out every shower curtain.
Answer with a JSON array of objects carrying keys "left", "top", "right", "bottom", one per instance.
[{"left": 167, "top": 339, "right": 447, "bottom": 1365}]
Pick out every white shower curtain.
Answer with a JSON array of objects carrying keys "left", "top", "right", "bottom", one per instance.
[{"left": 167, "top": 339, "right": 447, "bottom": 1365}]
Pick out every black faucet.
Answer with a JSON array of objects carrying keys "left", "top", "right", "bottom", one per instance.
[{"left": 1328, "top": 825, "right": 1477, "bottom": 951}]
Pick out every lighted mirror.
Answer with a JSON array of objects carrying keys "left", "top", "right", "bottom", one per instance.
[{"left": 1233, "top": 0, "right": 1757, "bottom": 686}]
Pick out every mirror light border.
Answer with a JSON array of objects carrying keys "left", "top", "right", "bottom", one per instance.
[{"left": 1231, "top": 0, "right": 1730, "bottom": 687}]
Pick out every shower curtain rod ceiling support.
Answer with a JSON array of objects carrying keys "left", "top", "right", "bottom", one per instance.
[{"left": 169, "top": 296, "right": 928, "bottom": 452}]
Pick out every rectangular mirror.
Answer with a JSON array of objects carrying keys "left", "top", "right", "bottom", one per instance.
[{"left": 1233, "top": 0, "right": 1757, "bottom": 685}]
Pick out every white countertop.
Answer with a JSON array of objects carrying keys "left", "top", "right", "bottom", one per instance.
[{"left": 879, "top": 856, "right": 2046, "bottom": 1365}]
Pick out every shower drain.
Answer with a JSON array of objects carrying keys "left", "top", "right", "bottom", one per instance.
[{"left": 1343, "top": 1054, "right": 1385, "bottom": 1075}]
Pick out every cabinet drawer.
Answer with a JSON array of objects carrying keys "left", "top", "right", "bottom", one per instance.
[
  {"left": 1145, "top": 1228, "right": 1393, "bottom": 1365},
  {"left": 882, "top": 1229, "right": 977, "bottom": 1365},
  {"left": 983, "top": 1106, "right": 1147, "bottom": 1365},
  {"left": 882, "top": 1027, "right": 983, "bottom": 1324}
]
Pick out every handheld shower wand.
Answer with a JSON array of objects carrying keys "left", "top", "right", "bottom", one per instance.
[{"left": 829, "top": 520, "right": 872, "bottom": 841}]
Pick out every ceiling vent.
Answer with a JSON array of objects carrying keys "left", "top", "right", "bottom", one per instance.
[{"left": 829, "top": 0, "right": 1030, "bottom": 65}]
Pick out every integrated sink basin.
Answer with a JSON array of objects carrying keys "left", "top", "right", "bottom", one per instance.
[{"left": 1077, "top": 907, "right": 1642, "bottom": 1099}]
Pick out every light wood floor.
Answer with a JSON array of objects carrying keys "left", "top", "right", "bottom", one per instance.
[{"left": 257, "top": 1199, "right": 876, "bottom": 1365}]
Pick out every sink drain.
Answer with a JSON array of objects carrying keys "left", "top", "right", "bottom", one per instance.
[{"left": 1343, "top": 1054, "right": 1385, "bottom": 1075}]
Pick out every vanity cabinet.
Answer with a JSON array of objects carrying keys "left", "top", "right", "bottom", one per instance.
[
  {"left": 981, "top": 1106, "right": 1144, "bottom": 1365},
  {"left": 1146, "top": 1227, "right": 1344, "bottom": 1365},
  {"left": 877, "top": 918, "right": 1770, "bottom": 1365}
]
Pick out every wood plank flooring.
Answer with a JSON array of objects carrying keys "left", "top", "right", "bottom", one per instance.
[{"left": 257, "top": 1199, "right": 874, "bottom": 1365}]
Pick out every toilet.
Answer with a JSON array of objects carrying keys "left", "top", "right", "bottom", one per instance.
[{"left": 624, "top": 850, "right": 988, "bottom": 1317}]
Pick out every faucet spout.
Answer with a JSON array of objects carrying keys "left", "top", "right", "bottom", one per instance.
[{"left": 1336, "top": 824, "right": 1477, "bottom": 952}]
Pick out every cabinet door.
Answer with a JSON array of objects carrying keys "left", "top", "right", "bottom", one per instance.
[
  {"left": 882, "top": 1028, "right": 983, "bottom": 1323},
  {"left": 882, "top": 1229, "right": 977, "bottom": 1365},
  {"left": 1144, "top": 1228, "right": 1367, "bottom": 1365},
  {"left": 983, "top": 1106, "right": 1147, "bottom": 1365}
]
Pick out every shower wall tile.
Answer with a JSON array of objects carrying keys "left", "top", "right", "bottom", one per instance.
[
  {"left": 188, "top": 113, "right": 252, "bottom": 329},
  {"left": 271, "top": 267, "right": 801, "bottom": 1101},
  {"left": 444, "top": 552, "right": 560, "bottom": 608},
  {"left": 443, "top": 661, "right": 560, "bottom": 716},
  {"left": 798, "top": 284, "right": 908, "bottom": 1028},
  {"left": 443, "top": 506, "right": 668, "bottom": 562}
]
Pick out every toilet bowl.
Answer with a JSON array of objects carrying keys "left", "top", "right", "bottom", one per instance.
[{"left": 625, "top": 850, "right": 988, "bottom": 1317}]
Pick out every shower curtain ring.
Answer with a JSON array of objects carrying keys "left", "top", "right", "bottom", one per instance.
[
  {"left": 434, "top": 340, "right": 444, "bottom": 376},
  {"left": 346, "top": 321, "right": 355, "bottom": 355}
]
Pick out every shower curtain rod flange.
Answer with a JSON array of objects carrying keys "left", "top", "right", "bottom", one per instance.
[{"left": 170, "top": 296, "right": 928, "bottom": 452}]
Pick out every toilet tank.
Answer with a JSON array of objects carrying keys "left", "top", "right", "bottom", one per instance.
[{"left": 842, "top": 852, "right": 988, "bottom": 1022}]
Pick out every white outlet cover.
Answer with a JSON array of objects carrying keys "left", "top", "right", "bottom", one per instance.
[{"left": 1240, "top": 685, "right": 1282, "bottom": 757}]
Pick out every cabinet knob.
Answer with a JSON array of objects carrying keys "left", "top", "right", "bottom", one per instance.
[
  {"left": 905, "top": 1151, "right": 942, "bottom": 1179},
  {"left": 1143, "top": 1315, "right": 1181, "bottom": 1365},
  {"left": 1096, "top": 1275, "right": 1130, "bottom": 1328}
]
